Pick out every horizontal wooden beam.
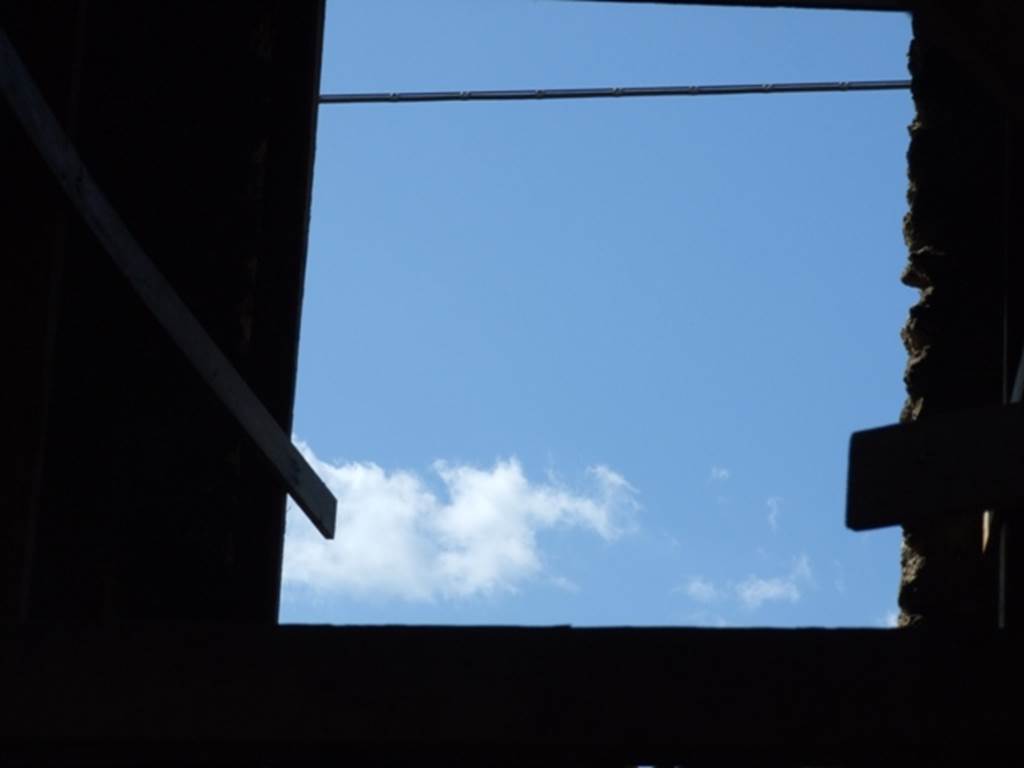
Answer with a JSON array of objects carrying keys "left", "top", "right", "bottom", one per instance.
[
  {"left": 0, "top": 27, "right": 336, "bottom": 539},
  {"left": 0, "top": 624, "right": 1019, "bottom": 764},
  {"left": 846, "top": 403, "right": 1024, "bottom": 531}
]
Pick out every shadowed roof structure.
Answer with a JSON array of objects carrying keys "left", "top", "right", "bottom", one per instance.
[{"left": 2, "top": 1, "right": 1022, "bottom": 764}]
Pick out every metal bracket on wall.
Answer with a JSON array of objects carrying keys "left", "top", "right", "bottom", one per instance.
[
  {"left": 846, "top": 341, "right": 1024, "bottom": 627},
  {"left": 0, "top": 27, "right": 337, "bottom": 539},
  {"left": 847, "top": 338, "right": 1024, "bottom": 533},
  {"left": 846, "top": 402, "right": 1024, "bottom": 532}
]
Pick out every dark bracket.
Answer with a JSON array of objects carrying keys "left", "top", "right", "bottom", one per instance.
[{"left": 846, "top": 402, "right": 1024, "bottom": 531}]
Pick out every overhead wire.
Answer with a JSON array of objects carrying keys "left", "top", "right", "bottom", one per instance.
[{"left": 320, "top": 79, "right": 910, "bottom": 105}]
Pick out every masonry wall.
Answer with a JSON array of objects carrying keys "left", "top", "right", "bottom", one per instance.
[{"left": 898, "top": 6, "right": 1024, "bottom": 626}]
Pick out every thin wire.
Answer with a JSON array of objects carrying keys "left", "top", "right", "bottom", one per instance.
[{"left": 320, "top": 79, "right": 910, "bottom": 105}]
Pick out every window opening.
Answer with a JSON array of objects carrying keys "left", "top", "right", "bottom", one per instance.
[{"left": 281, "top": 0, "right": 913, "bottom": 628}]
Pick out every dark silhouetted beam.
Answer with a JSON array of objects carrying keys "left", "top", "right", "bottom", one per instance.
[
  {"left": 0, "top": 625, "right": 1019, "bottom": 764},
  {"left": 0, "top": 27, "right": 336, "bottom": 539}
]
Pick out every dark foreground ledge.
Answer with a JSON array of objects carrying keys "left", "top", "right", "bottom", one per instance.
[{"left": 0, "top": 624, "right": 1019, "bottom": 766}]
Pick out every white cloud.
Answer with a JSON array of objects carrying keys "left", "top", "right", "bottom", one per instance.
[
  {"left": 735, "top": 576, "right": 800, "bottom": 609},
  {"left": 709, "top": 466, "right": 730, "bottom": 482},
  {"left": 681, "top": 554, "right": 814, "bottom": 612},
  {"left": 683, "top": 576, "right": 721, "bottom": 604},
  {"left": 882, "top": 610, "right": 900, "bottom": 628},
  {"left": 283, "top": 442, "right": 638, "bottom": 601},
  {"left": 766, "top": 497, "right": 782, "bottom": 531},
  {"left": 791, "top": 553, "right": 813, "bottom": 584},
  {"left": 549, "top": 575, "right": 581, "bottom": 594},
  {"left": 736, "top": 554, "right": 813, "bottom": 609},
  {"left": 686, "top": 610, "right": 729, "bottom": 627},
  {"left": 833, "top": 559, "right": 846, "bottom": 594}
]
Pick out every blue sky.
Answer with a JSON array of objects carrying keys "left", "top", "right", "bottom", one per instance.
[{"left": 279, "top": 0, "right": 913, "bottom": 627}]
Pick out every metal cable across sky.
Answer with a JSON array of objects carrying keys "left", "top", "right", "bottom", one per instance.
[{"left": 320, "top": 79, "right": 910, "bottom": 105}]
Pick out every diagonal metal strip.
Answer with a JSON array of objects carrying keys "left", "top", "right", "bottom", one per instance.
[{"left": 0, "top": 27, "right": 336, "bottom": 539}]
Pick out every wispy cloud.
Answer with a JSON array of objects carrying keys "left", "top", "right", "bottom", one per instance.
[
  {"left": 283, "top": 442, "right": 638, "bottom": 601},
  {"left": 686, "top": 610, "right": 729, "bottom": 627},
  {"left": 736, "top": 554, "right": 813, "bottom": 609},
  {"left": 683, "top": 576, "right": 722, "bottom": 604},
  {"left": 882, "top": 610, "right": 900, "bottom": 628},
  {"left": 550, "top": 575, "right": 581, "bottom": 594},
  {"left": 766, "top": 497, "right": 782, "bottom": 531},
  {"left": 833, "top": 559, "right": 846, "bottom": 594},
  {"left": 681, "top": 554, "right": 814, "bottom": 612},
  {"left": 791, "top": 553, "right": 813, "bottom": 584},
  {"left": 735, "top": 575, "right": 800, "bottom": 609},
  {"left": 709, "top": 466, "right": 730, "bottom": 482}
]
